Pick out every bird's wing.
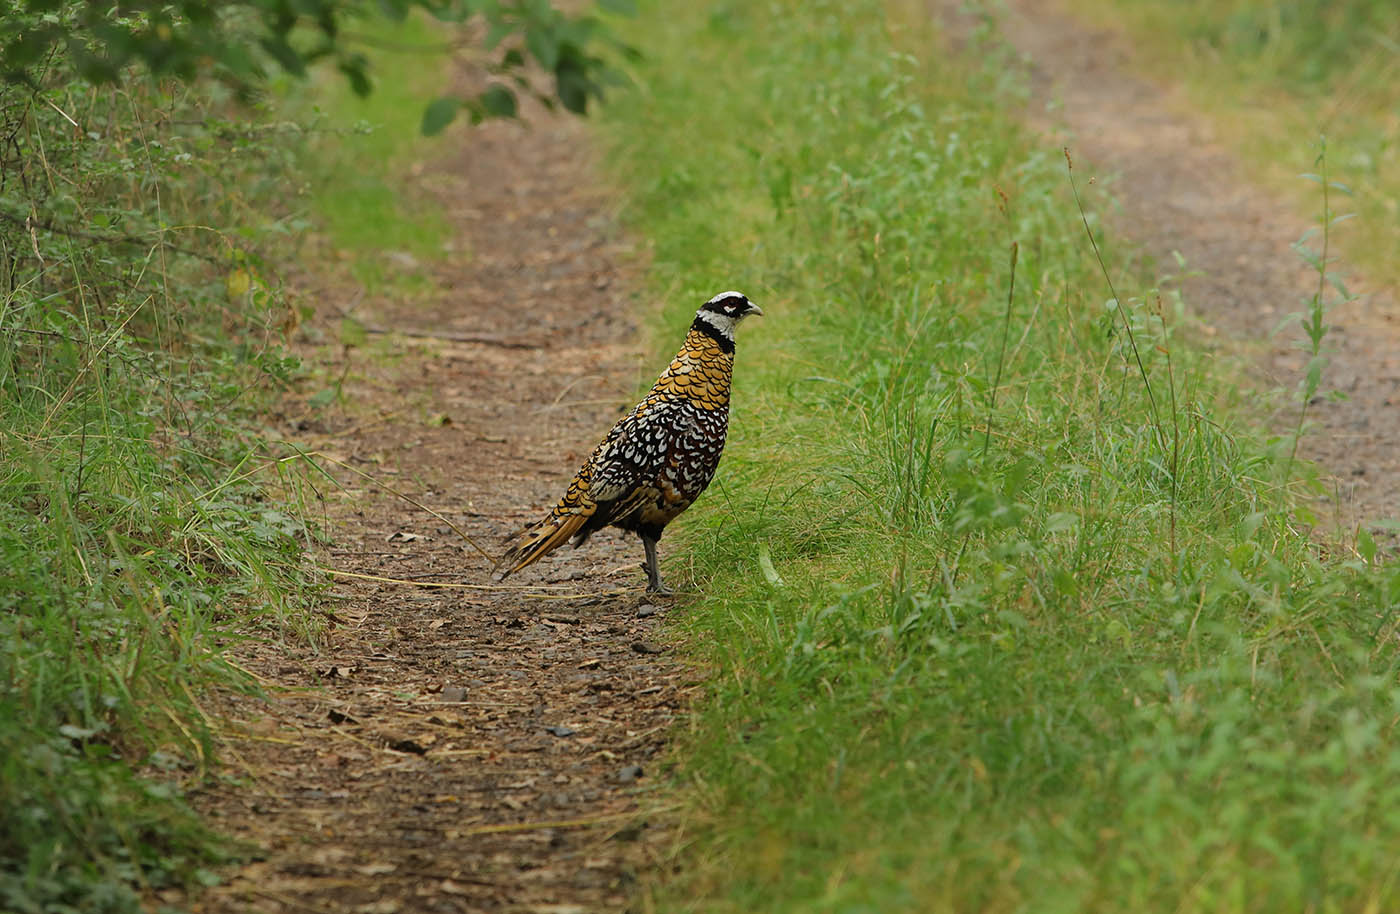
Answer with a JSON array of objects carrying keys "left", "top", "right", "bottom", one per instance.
[
  {"left": 495, "top": 397, "right": 681, "bottom": 579},
  {"left": 587, "top": 397, "right": 678, "bottom": 505}
]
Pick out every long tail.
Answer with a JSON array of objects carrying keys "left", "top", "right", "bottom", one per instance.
[{"left": 495, "top": 490, "right": 596, "bottom": 580}]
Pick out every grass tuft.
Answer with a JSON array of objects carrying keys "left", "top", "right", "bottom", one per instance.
[
  {"left": 0, "top": 31, "right": 326, "bottom": 914},
  {"left": 600, "top": 1, "right": 1400, "bottom": 909}
]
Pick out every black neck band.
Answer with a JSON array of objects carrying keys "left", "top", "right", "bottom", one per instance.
[{"left": 691, "top": 316, "right": 736, "bottom": 354}]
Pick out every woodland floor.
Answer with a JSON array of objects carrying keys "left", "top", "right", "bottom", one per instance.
[
  {"left": 939, "top": 0, "right": 1400, "bottom": 527},
  {"left": 174, "top": 6, "right": 1400, "bottom": 913},
  {"left": 184, "top": 110, "right": 686, "bottom": 914}
]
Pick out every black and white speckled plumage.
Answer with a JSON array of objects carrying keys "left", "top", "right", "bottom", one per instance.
[{"left": 496, "top": 291, "right": 762, "bottom": 592}]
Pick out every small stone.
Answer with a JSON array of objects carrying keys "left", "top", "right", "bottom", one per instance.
[
  {"left": 545, "top": 725, "right": 576, "bottom": 738},
  {"left": 630, "top": 641, "right": 665, "bottom": 655},
  {"left": 616, "top": 764, "right": 644, "bottom": 783},
  {"left": 441, "top": 686, "right": 468, "bottom": 702},
  {"left": 635, "top": 604, "right": 660, "bottom": 618}
]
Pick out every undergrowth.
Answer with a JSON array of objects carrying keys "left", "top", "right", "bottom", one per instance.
[
  {"left": 600, "top": 1, "right": 1400, "bottom": 910},
  {"left": 0, "top": 28, "right": 320, "bottom": 914}
]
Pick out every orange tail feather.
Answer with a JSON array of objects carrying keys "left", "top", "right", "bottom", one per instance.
[{"left": 496, "top": 507, "right": 593, "bottom": 579}]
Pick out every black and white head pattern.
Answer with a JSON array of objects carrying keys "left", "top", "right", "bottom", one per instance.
[{"left": 694, "top": 291, "right": 763, "bottom": 342}]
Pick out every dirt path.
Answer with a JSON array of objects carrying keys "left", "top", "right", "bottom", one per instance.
[
  {"left": 189, "top": 113, "right": 682, "bottom": 913},
  {"left": 935, "top": 0, "right": 1400, "bottom": 527}
]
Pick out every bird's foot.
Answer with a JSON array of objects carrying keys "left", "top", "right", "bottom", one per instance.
[{"left": 640, "top": 561, "right": 673, "bottom": 595}]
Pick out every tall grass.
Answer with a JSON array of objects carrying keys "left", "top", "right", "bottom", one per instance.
[
  {"left": 600, "top": 1, "right": 1400, "bottom": 910},
  {"left": 0, "top": 9, "right": 462, "bottom": 903},
  {"left": 0, "top": 43, "right": 322, "bottom": 914}
]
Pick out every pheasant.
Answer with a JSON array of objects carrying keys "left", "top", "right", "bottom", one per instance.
[{"left": 497, "top": 291, "right": 762, "bottom": 592}]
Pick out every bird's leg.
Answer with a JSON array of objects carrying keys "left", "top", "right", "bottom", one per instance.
[{"left": 641, "top": 534, "right": 672, "bottom": 594}]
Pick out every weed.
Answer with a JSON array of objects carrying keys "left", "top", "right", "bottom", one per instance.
[
  {"left": 1283, "top": 136, "right": 1357, "bottom": 489},
  {"left": 0, "top": 33, "right": 320, "bottom": 914},
  {"left": 601, "top": 0, "right": 1400, "bottom": 909}
]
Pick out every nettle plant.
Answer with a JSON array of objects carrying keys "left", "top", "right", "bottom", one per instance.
[{"left": 0, "top": 0, "right": 636, "bottom": 134}]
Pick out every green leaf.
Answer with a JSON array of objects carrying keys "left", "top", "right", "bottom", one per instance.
[
  {"left": 757, "top": 542, "right": 785, "bottom": 587},
  {"left": 1302, "top": 354, "right": 1327, "bottom": 398},
  {"left": 259, "top": 35, "right": 306, "bottom": 76},
  {"left": 479, "top": 85, "right": 517, "bottom": 119},
  {"left": 1358, "top": 526, "right": 1377, "bottom": 564},
  {"left": 526, "top": 27, "right": 559, "bottom": 71},
  {"left": 338, "top": 57, "right": 372, "bottom": 97},
  {"left": 556, "top": 64, "right": 591, "bottom": 114},
  {"left": 484, "top": 19, "right": 514, "bottom": 50},
  {"left": 420, "top": 96, "right": 460, "bottom": 136}
]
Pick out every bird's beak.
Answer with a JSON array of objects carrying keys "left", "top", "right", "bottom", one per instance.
[{"left": 747, "top": 303, "right": 764, "bottom": 317}]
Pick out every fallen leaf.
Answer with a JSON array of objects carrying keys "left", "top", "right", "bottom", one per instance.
[{"left": 758, "top": 541, "right": 786, "bottom": 587}]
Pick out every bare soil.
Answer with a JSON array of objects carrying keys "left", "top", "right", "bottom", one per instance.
[
  {"left": 186, "top": 112, "right": 685, "bottom": 913},
  {"left": 937, "top": 0, "right": 1400, "bottom": 527}
]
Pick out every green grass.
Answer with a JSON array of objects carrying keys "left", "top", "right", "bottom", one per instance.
[
  {"left": 1060, "top": 0, "right": 1400, "bottom": 288},
  {"left": 0, "top": 81, "right": 322, "bottom": 913},
  {"left": 0, "top": 11, "right": 472, "bottom": 908},
  {"left": 598, "top": 1, "right": 1400, "bottom": 910}
]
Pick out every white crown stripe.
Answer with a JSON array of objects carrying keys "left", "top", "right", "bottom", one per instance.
[{"left": 705, "top": 290, "right": 748, "bottom": 305}]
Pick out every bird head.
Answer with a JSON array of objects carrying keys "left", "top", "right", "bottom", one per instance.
[{"left": 695, "top": 291, "right": 762, "bottom": 340}]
